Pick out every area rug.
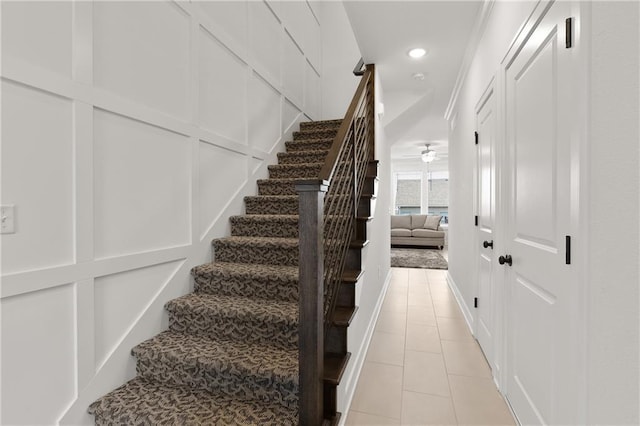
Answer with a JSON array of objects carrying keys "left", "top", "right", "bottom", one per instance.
[{"left": 390, "top": 248, "right": 448, "bottom": 270}]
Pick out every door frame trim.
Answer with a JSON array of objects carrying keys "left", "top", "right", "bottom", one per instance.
[{"left": 473, "top": 76, "right": 500, "bottom": 378}]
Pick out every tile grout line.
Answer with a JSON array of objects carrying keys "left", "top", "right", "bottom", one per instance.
[
  {"left": 398, "top": 269, "right": 410, "bottom": 423},
  {"left": 428, "top": 269, "right": 461, "bottom": 426}
]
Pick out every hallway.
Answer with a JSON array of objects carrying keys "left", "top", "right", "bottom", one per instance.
[{"left": 346, "top": 267, "right": 515, "bottom": 425}]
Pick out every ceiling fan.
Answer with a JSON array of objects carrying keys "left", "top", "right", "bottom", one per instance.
[{"left": 421, "top": 144, "right": 439, "bottom": 163}]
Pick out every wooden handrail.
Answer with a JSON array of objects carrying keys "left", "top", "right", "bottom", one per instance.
[
  {"left": 353, "top": 58, "right": 365, "bottom": 76},
  {"left": 296, "top": 63, "right": 376, "bottom": 425},
  {"left": 319, "top": 66, "right": 373, "bottom": 182}
]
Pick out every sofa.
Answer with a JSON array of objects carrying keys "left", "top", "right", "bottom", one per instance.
[{"left": 391, "top": 214, "right": 445, "bottom": 249}]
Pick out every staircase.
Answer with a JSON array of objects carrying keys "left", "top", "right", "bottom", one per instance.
[{"left": 89, "top": 118, "right": 378, "bottom": 425}]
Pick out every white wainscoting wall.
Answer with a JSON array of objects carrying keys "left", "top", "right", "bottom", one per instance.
[{"left": 0, "top": 1, "right": 328, "bottom": 424}]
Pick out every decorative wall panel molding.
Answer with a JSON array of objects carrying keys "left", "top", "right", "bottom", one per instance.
[
  {"left": 94, "top": 260, "right": 185, "bottom": 369},
  {"left": 93, "top": 109, "right": 191, "bottom": 259},
  {"left": 93, "top": 1, "right": 190, "bottom": 120},
  {"left": 1, "top": 1, "right": 72, "bottom": 77},
  {"left": 1, "top": 81, "right": 74, "bottom": 274},
  {"left": 198, "top": 142, "right": 248, "bottom": 239},
  {"left": 249, "top": 72, "right": 282, "bottom": 153},
  {"left": 1, "top": 284, "right": 76, "bottom": 425},
  {"left": 0, "top": 0, "right": 323, "bottom": 423},
  {"left": 283, "top": 30, "right": 306, "bottom": 107}
]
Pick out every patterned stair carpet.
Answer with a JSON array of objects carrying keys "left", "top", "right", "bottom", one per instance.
[{"left": 89, "top": 119, "right": 343, "bottom": 425}]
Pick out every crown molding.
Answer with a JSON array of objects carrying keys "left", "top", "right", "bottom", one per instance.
[{"left": 444, "top": 0, "right": 495, "bottom": 121}]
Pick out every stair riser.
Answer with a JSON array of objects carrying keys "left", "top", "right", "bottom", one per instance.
[
  {"left": 363, "top": 175, "right": 378, "bottom": 196},
  {"left": 299, "top": 120, "right": 342, "bottom": 131},
  {"left": 231, "top": 216, "right": 347, "bottom": 237},
  {"left": 278, "top": 151, "right": 328, "bottom": 165},
  {"left": 166, "top": 309, "right": 298, "bottom": 350},
  {"left": 293, "top": 129, "right": 338, "bottom": 140},
  {"left": 89, "top": 375, "right": 298, "bottom": 424},
  {"left": 336, "top": 282, "right": 355, "bottom": 308},
  {"left": 285, "top": 139, "right": 333, "bottom": 152},
  {"left": 245, "top": 197, "right": 298, "bottom": 215},
  {"left": 358, "top": 196, "right": 373, "bottom": 217},
  {"left": 213, "top": 241, "right": 299, "bottom": 266},
  {"left": 257, "top": 177, "right": 352, "bottom": 197},
  {"left": 268, "top": 164, "right": 323, "bottom": 179},
  {"left": 231, "top": 218, "right": 298, "bottom": 238},
  {"left": 135, "top": 357, "right": 299, "bottom": 410},
  {"left": 324, "top": 385, "right": 338, "bottom": 422},
  {"left": 257, "top": 180, "right": 298, "bottom": 196},
  {"left": 326, "top": 326, "right": 347, "bottom": 354},
  {"left": 193, "top": 272, "right": 298, "bottom": 302},
  {"left": 345, "top": 249, "right": 363, "bottom": 274}
]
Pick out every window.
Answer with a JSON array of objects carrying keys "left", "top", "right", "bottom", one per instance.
[
  {"left": 394, "top": 172, "right": 421, "bottom": 215},
  {"left": 427, "top": 176, "right": 449, "bottom": 224},
  {"left": 393, "top": 170, "right": 449, "bottom": 222}
]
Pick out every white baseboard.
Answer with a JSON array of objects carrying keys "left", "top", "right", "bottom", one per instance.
[
  {"left": 337, "top": 269, "right": 392, "bottom": 426},
  {"left": 446, "top": 271, "right": 475, "bottom": 334}
]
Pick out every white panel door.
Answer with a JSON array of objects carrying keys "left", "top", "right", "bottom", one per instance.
[
  {"left": 475, "top": 85, "right": 497, "bottom": 369},
  {"left": 503, "top": 2, "right": 578, "bottom": 424}
]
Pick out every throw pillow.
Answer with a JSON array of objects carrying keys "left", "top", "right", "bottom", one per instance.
[{"left": 423, "top": 215, "right": 442, "bottom": 230}]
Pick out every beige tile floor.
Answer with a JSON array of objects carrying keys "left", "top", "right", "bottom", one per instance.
[{"left": 345, "top": 267, "right": 516, "bottom": 426}]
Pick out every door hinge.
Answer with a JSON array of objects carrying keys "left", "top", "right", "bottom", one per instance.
[
  {"left": 565, "top": 17, "right": 573, "bottom": 48},
  {"left": 474, "top": 131, "right": 479, "bottom": 145},
  {"left": 474, "top": 215, "right": 478, "bottom": 226},
  {"left": 565, "top": 235, "right": 571, "bottom": 264},
  {"left": 474, "top": 297, "right": 478, "bottom": 308}
]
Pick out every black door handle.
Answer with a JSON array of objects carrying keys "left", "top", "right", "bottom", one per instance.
[
  {"left": 483, "top": 240, "right": 493, "bottom": 249},
  {"left": 498, "top": 255, "right": 513, "bottom": 266}
]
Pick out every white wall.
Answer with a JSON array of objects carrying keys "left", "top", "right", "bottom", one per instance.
[
  {"left": 320, "top": 1, "right": 361, "bottom": 120},
  {"left": 448, "top": 1, "right": 639, "bottom": 424},
  {"left": 447, "top": 0, "right": 537, "bottom": 320},
  {"left": 586, "top": 2, "right": 639, "bottom": 423},
  {"left": 0, "top": 1, "right": 326, "bottom": 424}
]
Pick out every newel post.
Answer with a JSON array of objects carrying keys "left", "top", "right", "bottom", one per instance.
[{"left": 296, "top": 179, "right": 328, "bottom": 426}]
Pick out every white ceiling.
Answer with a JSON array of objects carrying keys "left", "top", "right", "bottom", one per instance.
[{"left": 342, "top": 1, "right": 483, "bottom": 170}]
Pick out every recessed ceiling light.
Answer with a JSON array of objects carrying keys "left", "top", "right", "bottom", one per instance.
[
  {"left": 408, "top": 48, "right": 427, "bottom": 59},
  {"left": 412, "top": 72, "right": 425, "bottom": 81}
]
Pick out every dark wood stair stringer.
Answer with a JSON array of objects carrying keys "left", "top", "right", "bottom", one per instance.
[{"left": 321, "top": 160, "right": 379, "bottom": 420}]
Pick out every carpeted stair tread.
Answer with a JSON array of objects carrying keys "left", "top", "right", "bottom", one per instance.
[
  {"left": 231, "top": 214, "right": 362, "bottom": 238},
  {"left": 293, "top": 128, "right": 339, "bottom": 140},
  {"left": 213, "top": 236, "right": 299, "bottom": 266},
  {"left": 299, "top": 119, "right": 342, "bottom": 131},
  {"left": 89, "top": 118, "right": 360, "bottom": 424},
  {"left": 268, "top": 162, "right": 324, "bottom": 179},
  {"left": 192, "top": 261, "right": 298, "bottom": 301},
  {"left": 257, "top": 178, "right": 301, "bottom": 196},
  {"left": 166, "top": 293, "right": 298, "bottom": 348},
  {"left": 89, "top": 377, "right": 297, "bottom": 426},
  {"left": 285, "top": 138, "right": 334, "bottom": 152},
  {"left": 245, "top": 194, "right": 299, "bottom": 215},
  {"left": 132, "top": 331, "right": 298, "bottom": 408},
  {"left": 231, "top": 214, "right": 299, "bottom": 238},
  {"left": 213, "top": 235, "right": 299, "bottom": 246},
  {"left": 256, "top": 177, "right": 351, "bottom": 197},
  {"left": 277, "top": 149, "right": 329, "bottom": 164}
]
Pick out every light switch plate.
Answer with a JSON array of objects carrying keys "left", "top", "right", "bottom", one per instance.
[{"left": 1, "top": 205, "right": 15, "bottom": 234}]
